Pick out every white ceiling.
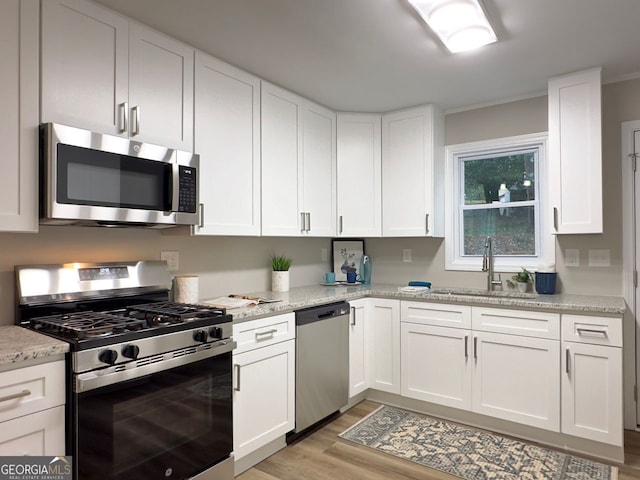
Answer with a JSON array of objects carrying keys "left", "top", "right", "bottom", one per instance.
[{"left": 94, "top": 0, "right": 640, "bottom": 112}]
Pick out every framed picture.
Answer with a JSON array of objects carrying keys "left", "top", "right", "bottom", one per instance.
[{"left": 331, "top": 238, "right": 365, "bottom": 282}]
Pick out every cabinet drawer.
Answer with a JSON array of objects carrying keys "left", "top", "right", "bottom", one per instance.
[
  {"left": 401, "top": 301, "right": 472, "bottom": 329},
  {"left": 472, "top": 307, "right": 560, "bottom": 339},
  {"left": 233, "top": 312, "right": 295, "bottom": 354},
  {"left": 0, "top": 360, "right": 65, "bottom": 423},
  {"left": 562, "top": 314, "right": 622, "bottom": 347},
  {"left": 0, "top": 405, "right": 65, "bottom": 456}
]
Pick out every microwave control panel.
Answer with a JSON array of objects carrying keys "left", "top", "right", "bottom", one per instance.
[{"left": 178, "top": 166, "right": 197, "bottom": 213}]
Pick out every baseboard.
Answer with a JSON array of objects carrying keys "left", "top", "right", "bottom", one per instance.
[{"left": 234, "top": 437, "right": 286, "bottom": 476}]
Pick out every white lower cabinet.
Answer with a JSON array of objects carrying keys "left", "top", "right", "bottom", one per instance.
[
  {"left": 232, "top": 314, "right": 295, "bottom": 461},
  {"left": 561, "top": 314, "right": 623, "bottom": 446},
  {"left": 368, "top": 299, "right": 401, "bottom": 394},
  {"left": 0, "top": 360, "right": 66, "bottom": 455},
  {"left": 349, "top": 299, "right": 369, "bottom": 397},
  {"left": 472, "top": 331, "right": 559, "bottom": 431}
]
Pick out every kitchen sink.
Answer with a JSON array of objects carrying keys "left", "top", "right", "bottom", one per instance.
[{"left": 429, "top": 288, "right": 537, "bottom": 299}]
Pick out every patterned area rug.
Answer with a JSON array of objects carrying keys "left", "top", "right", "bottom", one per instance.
[{"left": 339, "top": 405, "right": 618, "bottom": 480}]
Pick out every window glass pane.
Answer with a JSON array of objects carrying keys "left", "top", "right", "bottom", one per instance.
[
  {"left": 463, "top": 206, "right": 536, "bottom": 256},
  {"left": 463, "top": 152, "right": 536, "bottom": 206}
]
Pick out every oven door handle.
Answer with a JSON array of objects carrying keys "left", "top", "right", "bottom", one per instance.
[{"left": 75, "top": 339, "right": 236, "bottom": 393}]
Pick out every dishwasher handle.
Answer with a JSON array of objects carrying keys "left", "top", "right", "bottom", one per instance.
[{"left": 295, "top": 302, "right": 350, "bottom": 326}]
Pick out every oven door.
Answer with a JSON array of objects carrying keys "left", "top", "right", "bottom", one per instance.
[{"left": 72, "top": 344, "right": 234, "bottom": 480}]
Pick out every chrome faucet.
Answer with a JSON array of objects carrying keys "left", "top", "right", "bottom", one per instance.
[{"left": 482, "top": 236, "right": 502, "bottom": 291}]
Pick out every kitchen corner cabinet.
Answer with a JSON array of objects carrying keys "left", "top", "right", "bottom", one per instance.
[
  {"left": 548, "top": 67, "right": 602, "bottom": 234},
  {"left": 348, "top": 299, "right": 369, "bottom": 397},
  {"left": 261, "top": 81, "right": 336, "bottom": 236},
  {"left": 0, "top": 360, "right": 66, "bottom": 455},
  {"left": 192, "top": 52, "right": 261, "bottom": 236},
  {"left": 0, "top": 0, "right": 38, "bottom": 232},
  {"left": 381, "top": 104, "right": 444, "bottom": 237},
  {"left": 232, "top": 313, "right": 295, "bottom": 460},
  {"left": 368, "top": 299, "right": 400, "bottom": 394},
  {"left": 41, "top": 0, "right": 194, "bottom": 151},
  {"left": 561, "top": 314, "right": 623, "bottom": 446},
  {"left": 337, "top": 114, "right": 382, "bottom": 237}
]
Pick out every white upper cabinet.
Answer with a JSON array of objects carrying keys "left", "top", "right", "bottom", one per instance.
[
  {"left": 261, "top": 81, "right": 336, "bottom": 236},
  {"left": 0, "top": 0, "right": 38, "bottom": 232},
  {"left": 192, "top": 52, "right": 261, "bottom": 235},
  {"left": 128, "top": 24, "right": 194, "bottom": 150},
  {"left": 41, "top": 0, "right": 194, "bottom": 151},
  {"left": 548, "top": 67, "right": 602, "bottom": 234},
  {"left": 337, "top": 114, "right": 382, "bottom": 237},
  {"left": 382, "top": 104, "right": 444, "bottom": 237}
]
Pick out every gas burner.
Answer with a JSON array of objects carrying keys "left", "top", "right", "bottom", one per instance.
[
  {"left": 125, "top": 302, "right": 226, "bottom": 326},
  {"left": 33, "top": 312, "right": 146, "bottom": 340}
]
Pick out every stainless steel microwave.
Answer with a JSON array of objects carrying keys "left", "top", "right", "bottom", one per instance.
[{"left": 40, "top": 123, "right": 199, "bottom": 228}]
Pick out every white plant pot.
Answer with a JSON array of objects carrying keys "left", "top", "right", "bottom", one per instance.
[
  {"left": 272, "top": 271, "right": 289, "bottom": 292},
  {"left": 516, "top": 282, "right": 528, "bottom": 293}
]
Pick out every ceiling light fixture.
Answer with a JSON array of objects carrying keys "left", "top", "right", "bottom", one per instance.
[{"left": 407, "top": 0, "right": 497, "bottom": 53}]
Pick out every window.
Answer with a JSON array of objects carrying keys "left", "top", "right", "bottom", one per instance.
[{"left": 444, "top": 133, "right": 554, "bottom": 271}]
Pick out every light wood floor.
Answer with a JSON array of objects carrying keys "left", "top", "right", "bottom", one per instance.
[{"left": 238, "top": 400, "right": 640, "bottom": 480}]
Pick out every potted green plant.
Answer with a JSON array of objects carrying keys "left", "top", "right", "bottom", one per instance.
[
  {"left": 271, "top": 253, "right": 292, "bottom": 292},
  {"left": 507, "top": 268, "right": 532, "bottom": 293}
]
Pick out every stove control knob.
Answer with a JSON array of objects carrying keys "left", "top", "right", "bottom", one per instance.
[
  {"left": 208, "top": 327, "right": 223, "bottom": 340},
  {"left": 122, "top": 344, "right": 140, "bottom": 360},
  {"left": 98, "top": 349, "right": 118, "bottom": 366},
  {"left": 193, "top": 330, "right": 208, "bottom": 343}
]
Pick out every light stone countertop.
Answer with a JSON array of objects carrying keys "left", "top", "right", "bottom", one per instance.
[
  {"left": 0, "top": 326, "right": 70, "bottom": 366},
  {"left": 211, "top": 284, "right": 627, "bottom": 323}
]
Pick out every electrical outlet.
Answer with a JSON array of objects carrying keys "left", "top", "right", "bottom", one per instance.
[
  {"left": 161, "top": 251, "right": 179, "bottom": 271},
  {"left": 403, "top": 249, "right": 412, "bottom": 263},
  {"left": 321, "top": 248, "right": 328, "bottom": 262},
  {"left": 588, "top": 249, "right": 610, "bottom": 267},
  {"left": 564, "top": 249, "right": 580, "bottom": 267}
]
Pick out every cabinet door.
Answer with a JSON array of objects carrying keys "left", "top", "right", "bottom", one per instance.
[
  {"left": 382, "top": 104, "right": 443, "bottom": 237},
  {"left": 472, "top": 332, "right": 560, "bottom": 431},
  {"left": 548, "top": 67, "right": 602, "bottom": 234},
  {"left": 0, "top": 0, "right": 38, "bottom": 232},
  {"left": 193, "top": 52, "right": 261, "bottom": 235},
  {"left": 561, "top": 342, "right": 622, "bottom": 446},
  {"left": 302, "top": 102, "right": 336, "bottom": 236},
  {"left": 349, "top": 299, "right": 369, "bottom": 397},
  {"left": 368, "top": 299, "right": 400, "bottom": 394},
  {"left": 233, "top": 340, "right": 295, "bottom": 460},
  {"left": 0, "top": 406, "right": 65, "bottom": 456},
  {"left": 337, "top": 114, "right": 382, "bottom": 237},
  {"left": 261, "top": 82, "right": 303, "bottom": 236},
  {"left": 401, "top": 323, "right": 472, "bottom": 410},
  {"left": 41, "top": 0, "right": 129, "bottom": 135},
  {"left": 129, "top": 24, "right": 194, "bottom": 151}
]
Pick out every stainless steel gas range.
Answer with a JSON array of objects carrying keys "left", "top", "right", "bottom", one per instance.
[{"left": 15, "top": 261, "right": 235, "bottom": 480}]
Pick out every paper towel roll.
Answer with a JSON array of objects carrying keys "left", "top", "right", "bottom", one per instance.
[{"left": 175, "top": 275, "right": 199, "bottom": 304}]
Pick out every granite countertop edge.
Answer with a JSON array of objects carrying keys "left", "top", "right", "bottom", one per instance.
[
  {"left": 222, "top": 284, "right": 627, "bottom": 323},
  {"left": 0, "top": 326, "right": 70, "bottom": 366}
]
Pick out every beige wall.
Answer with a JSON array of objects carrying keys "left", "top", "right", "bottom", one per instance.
[{"left": 3, "top": 78, "right": 639, "bottom": 326}]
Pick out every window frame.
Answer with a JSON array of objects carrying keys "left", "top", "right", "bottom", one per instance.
[{"left": 444, "top": 132, "right": 554, "bottom": 272}]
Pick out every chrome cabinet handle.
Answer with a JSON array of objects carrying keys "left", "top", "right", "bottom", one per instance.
[
  {"left": 565, "top": 348, "right": 570, "bottom": 374},
  {"left": 118, "top": 102, "right": 128, "bottom": 133},
  {"left": 131, "top": 105, "right": 141, "bottom": 136},
  {"left": 576, "top": 327, "right": 607, "bottom": 337},
  {"left": 473, "top": 336, "right": 477, "bottom": 360},
  {"left": 339, "top": 215, "right": 343, "bottom": 234},
  {"left": 300, "top": 212, "right": 306, "bottom": 233},
  {"left": 198, "top": 203, "right": 204, "bottom": 228},
  {"left": 553, "top": 207, "right": 558, "bottom": 231},
  {"left": 306, "top": 212, "right": 311, "bottom": 232},
  {"left": 255, "top": 329, "right": 277, "bottom": 339},
  {"left": 464, "top": 335, "right": 468, "bottom": 358},
  {"left": 234, "top": 364, "right": 241, "bottom": 391},
  {"left": 0, "top": 389, "right": 31, "bottom": 403},
  {"left": 351, "top": 306, "right": 356, "bottom": 326},
  {"left": 425, "top": 213, "right": 430, "bottom": 235}
]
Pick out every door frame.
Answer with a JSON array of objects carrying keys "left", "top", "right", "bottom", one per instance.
[{"left": 621, "top": 120, "right": 640, "bottom": 429}]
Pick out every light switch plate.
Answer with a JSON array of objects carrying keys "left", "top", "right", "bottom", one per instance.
[
  {"left": 161, "top": 251, "right": 179, "bottom": 271},
  {"left": 321, "top": 248, "right": 328, "bottom": 262},
  {"left": 588, "top": 249, "right": 610, "bottom": 267},
  {"left": 403, "top": 249, "right": 412, "bottom": 263},
  {"left": 564, "top": 249, "right": 580, "bottom": 267}
]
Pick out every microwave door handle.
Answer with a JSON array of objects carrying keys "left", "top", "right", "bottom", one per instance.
[{"left": 171, "top": 162, "right": 180, "bottom": 213}]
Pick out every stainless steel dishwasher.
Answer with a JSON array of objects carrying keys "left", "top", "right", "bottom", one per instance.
[{"left": 290, "top": 301, "right": 350, "bottom": 440}]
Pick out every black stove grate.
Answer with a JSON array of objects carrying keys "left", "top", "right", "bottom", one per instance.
[
  {"left": 33, "top": 312, "right": 147, "bottom": 340},
  {"left": 125, "top": 302, "right": 227, "bottom": 323}
]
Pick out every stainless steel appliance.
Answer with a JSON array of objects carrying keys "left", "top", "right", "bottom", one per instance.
[
  {"left": 15, "top": 261, "right": 235, "bottom": 480},
  {"left": 40, "top": 123, "right": 199, "bottom": 228},
  {"left": 290, "top": 302, "right": 349, "bottom": 440}
]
